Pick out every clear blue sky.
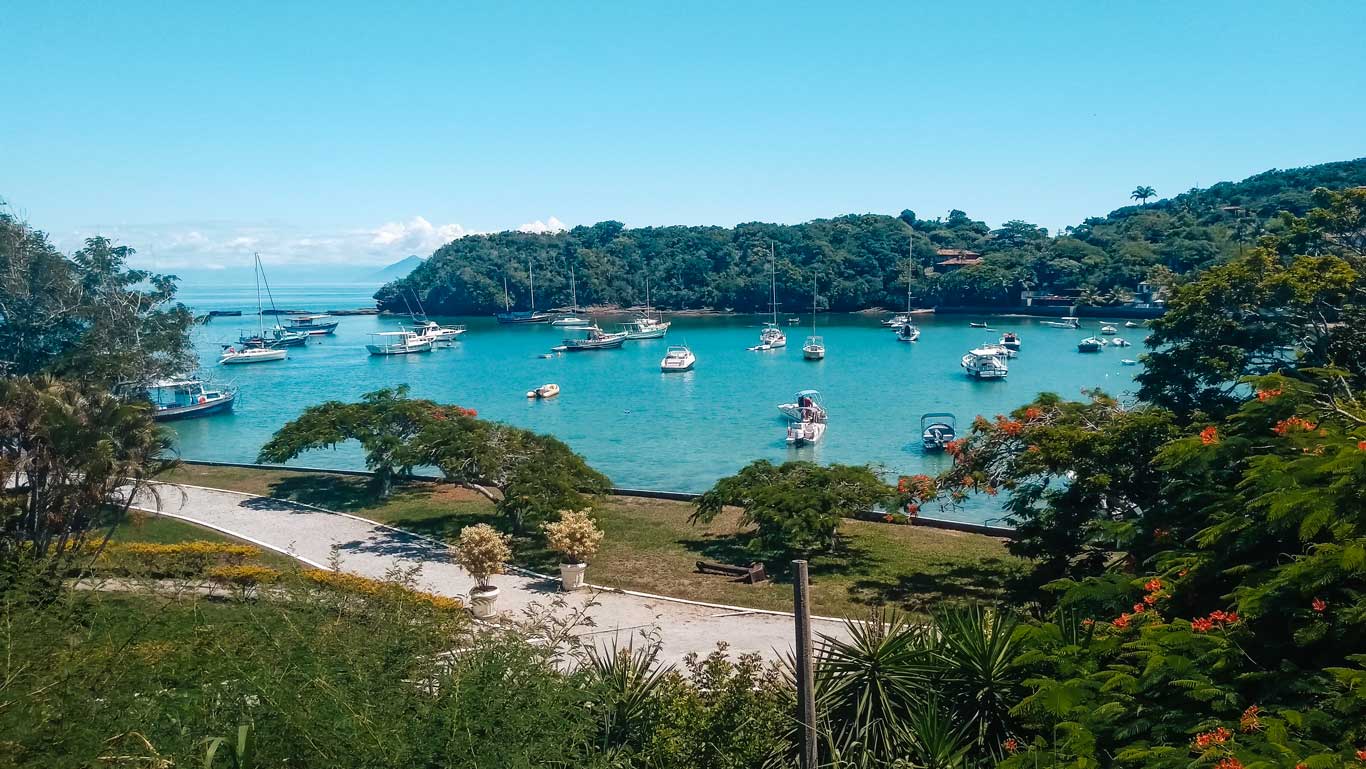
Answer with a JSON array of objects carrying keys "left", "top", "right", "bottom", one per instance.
[{"left": 3, "top": 0, "right": 1363, "bottom": 270}]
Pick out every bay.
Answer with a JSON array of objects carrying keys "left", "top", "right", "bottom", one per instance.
[{"left": 171, "top": 285, "right": 1143, "bottom": 524}]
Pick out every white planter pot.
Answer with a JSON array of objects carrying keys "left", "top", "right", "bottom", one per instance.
[
  {"left": 469, "top": 585, "right": 500, "bottom": 619},
  {"left": 559, "top": 562, "right": 588, "bottom": 591}
]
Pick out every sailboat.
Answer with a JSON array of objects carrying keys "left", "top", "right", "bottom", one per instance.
[
  {"left": 752, "top": 244, "right": 786, "bottom": 350},
  {"left": 894, "top": 234, "right": 921, "bottom": 342},
  {"left": 551, "top": 264, "right": 593, "bottom": 327},
  {"left": 495, "top": 259, "right": 552, "bottom": 324},
  {"left": 621, "top": 273, "right": 671, "bottom": 339},
  {"left": 220, "top": 254, "right": 288, "bottom": 365},
  {"left": 802, "top": 275, "right": 824, "bottom": 360}
]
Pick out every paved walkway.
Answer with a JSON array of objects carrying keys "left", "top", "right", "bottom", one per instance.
[{"left": 131, "top": 483, "right": 850, "bottom": 666}]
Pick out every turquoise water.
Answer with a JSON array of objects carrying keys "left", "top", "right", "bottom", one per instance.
[{"left": 173, "top": 285, "right": 1142, "bottom": 524}]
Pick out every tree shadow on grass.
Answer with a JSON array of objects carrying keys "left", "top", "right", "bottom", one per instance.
[
  {"left": 676, "top": 531, "right": 877, "bottom": 585},
  {"left": 845, "top": 557, "right": 1022, "bottom": 613},
  {"left": 265, "top": 474, "right": 419, "bottom": 513}
]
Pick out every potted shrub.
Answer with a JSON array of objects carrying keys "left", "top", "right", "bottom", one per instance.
[
  {"left": 454, "top": 524, "right": 512, "bottom": 619},
  {"left": 541, "top": 509, "right": 603, "bottom": 591}
]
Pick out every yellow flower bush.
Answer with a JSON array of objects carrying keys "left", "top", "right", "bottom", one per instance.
[
  {"left": 541, "top": 509, "right": 603, "bottom": 565},
  {"left": 301, "top": 569, "right": 463, "bottom": 611},
  {"left": 206, "top": 564, "right": 283, "bottom": 587},
  {"left": 101, "top": 541, "right": 261, "bottom": 577}
]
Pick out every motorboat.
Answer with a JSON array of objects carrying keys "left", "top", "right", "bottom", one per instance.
[
  {"left": 410, "top": 320, "right": 466, "bottom": 345},
  {"left": 801, "top": 277, "right": 824, "bottom": 359},
  {"left": 660, "top": 345, "right": 696, "bottom": 372},
  {"left": 1077, "top": 337, "right": 1105, "bottom": 353},
  {"left": 495, "top": 259, "right": 553, "bottom": 324},
  {"left": 787, "top": 317, "right": 801, "bottom": 324},
  {"left": 1100, "top": 324, "right": 1118, "bottom": 335},
  {"left": 146, "top": 379, "right": 237, "bottom": 421},
  {"left": 882, "top": 313, "right": 911, "bottom": 328},
  {"left": 961, "top": 347, "right": 1009, "bottom": 379},
  {"left": 283, "top": 314, "right": 340, "bottom": 335},
  {"left": 1042, "top": 316, "right": 1081, "bottom": 329},
  {"left": 969, "top": 322, "right": 992, "bottom": 329},
  {"left": 551, "top": 315, "right": 593, "bottom": 327},
  {"left": 1124, "top": 320, "right": 1144, "bottom": 328},
  {"left": 778, "top": 389, "right": 825, "bottom": 422},
  {"left": 803, "top": 335, "right": 825, "bottom": 360},
  {"left": 920, "top": 412, "right": 957, "bottom": 451},
  {"left": 896, "top": 323, "right": 921, "bottom": 342},
  {"left": 366, "top": 331, "right": 433, "bottom": 355},
  {"left": 526, "top": 383, "right": 560, "bottom": 399},
  {"left": 1111, "top": 337, "right": 1132, "bottom": 347},
  {"left": 785, "top": 395, "right": 828, "bottom": 446},
  {"left": 1121, "top": 359, "right": 1139, "bottom": 366},
  {"left": 219, "top": 345, "right": 287, "bottom": 365},
  {"left": 556, "top": 325, "right": 627, "bottom": 351},
  {"left": 999, "top": 332, "right": 1021, "bottom": 352},
  {"left": 979, "top": 342, "right": 1017, "bottom": 359}
]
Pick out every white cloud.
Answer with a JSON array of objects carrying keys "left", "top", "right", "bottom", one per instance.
[
  {"left": 517, "top": 216, "right": 567, "bottom": 234},
  {"left": 370, "top": 216, "right": 473, "bottom": 252}
]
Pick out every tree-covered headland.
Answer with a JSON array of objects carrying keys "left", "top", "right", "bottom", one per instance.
[{"left": 378, "top": 158, "right": 1366, "bottom": 315}]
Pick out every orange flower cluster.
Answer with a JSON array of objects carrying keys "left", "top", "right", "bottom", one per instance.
[
  {"left": 1200, "top": 426, "right": 1219, "bottom": 445},
  {"left": 1214, "top": 759, "right": 1244, "bottom": 769},
  {"left": 1273, "top": 416, "right": 1316, "bottom": 435},
  {"left": 945, "top": 439, "right": 965, "bottom": 457},
  {"left": 1003, "top": 738, "right": 1019, "bottom": 753},
  {"left": 1358, "top": 440, "right": 1366, "bottom": 451},
  {"left": 1312, "top": 597, "right": 1327, "bottom": 613},
  {"left": 1239, "top": 705, "right": 1262, "bottom": 733},
  {"left": 1357, "top": 748, "right": 1366, "bottom": 760},
  {"left": 897, "top": 474, "right": 935, "bottom": 498},
  {"left": 995, "top": 415, "right": 1024, "bottom": 436},
  {"left": 1192, "top": 610, "right": 1239, "bottom": 632},
  {"left": 1024, "top": 406, "right": 1044, "bottom": 421},
  {"left": 1256, "top": 387, "right": 1283, "bottom": 401},
  {"left": 1193, "top": 727, "right": 1232, "bottom": 750}
]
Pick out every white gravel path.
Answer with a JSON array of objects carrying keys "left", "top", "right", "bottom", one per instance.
[{"left": 131, "top": 482, "right": 851, "bottom": 666}]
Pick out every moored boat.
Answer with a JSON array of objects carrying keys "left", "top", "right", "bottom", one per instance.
[
  {"left": 1077, "top": 337, "right": 1105, "bottom": 352},
  {"left": 920, "top": 412, "right": 957, "bottom": 451},
  {"left": 896, "top": 323, "right": 921, "bottom": 342},
  {"left": 801, "top": 277, "right": 824, "bottom": 359},
  {"left": 551, "top": 265, "right": 593, "bottom": 326},
  {"left": 999, "top": 332, "right": 1021, "bottom": 352},
  {"left": 1042, "top": 316, "right": 1081, "bottom": 329},
  {"left": 557, "top": 325, "right": 627, "bottom": 351},
  {"left": 283, "top": 314, "right": 340, "bottom": 335},
  {"left": 1111, "top": 337, "right": 1131, "bottom": 347},
  {"left": 219, "top": 345, "right": 287, "bottom": 365},
  {"left": 961, "top": 347, "right": 1009, "bottom": 379},
  {"left": 1121, "top": 358, "right": 1139, "bottom": 366},
  {"left": 969, "top": 321, "right": 992, "bottom": 329},
  {"left": 495, "top": 260, "right": 553, "bottom": 324},
  {"left": 147, "top": 378, "right": 237, "bottom": 421},
  {"left": 526, "top": 383, "right": 560, "bottom": 398},
  {"left": 753, "top": 244, "right": 786, "bottom": 350},
  {"left": 1100, "top": 324, "right": 1118, "bottom": 335},
  {"left": 660, "top": 345, "right": 696, "bottom": 372},
  {"left": 882, "top": 313, "right": 911, "bottom": 328},
  {"left": 785, "top": 394, "right": 828, "bottom": 446},
  {"left": 410, "top": 320, "right": 466, "bottom": 344},
  {"left": 778, "top": 389, "right": 825, "bottom": 422},
  {"left": 366, "top": 331, "right": 433, "bottom": 355}
]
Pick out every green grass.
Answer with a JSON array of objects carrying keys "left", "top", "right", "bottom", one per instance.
[{"left": 162, "top": 464, "right": 1027, "bottom": 618}]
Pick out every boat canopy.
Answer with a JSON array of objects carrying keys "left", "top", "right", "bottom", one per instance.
[
  {"left": 920, "top": 412, "right": 956, "bottom": 428},
  {"left": 150, "top": 378, "right": 203, "bottom": 390}
]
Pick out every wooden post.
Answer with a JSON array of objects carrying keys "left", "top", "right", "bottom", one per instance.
[{"left": 793, "top": 559, "right": 817, "bottom": 769}]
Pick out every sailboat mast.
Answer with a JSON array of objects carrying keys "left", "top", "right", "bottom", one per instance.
[
  {"left": 769, "top": 243, "right": 778, "bottom": 325},
  {"left": 812, "top": 274, "right": 817, "bottom": 333},
  {"left": 906, "top": 229, "right": 914, "bottom": 314},
  {"left": 503, "top": 272, "right": 511, "bottom": 312},
  {"left": 254, "top": 253, "right": 265, "bottom": 336},
  {"left": 570, "top": 264, "right": 578, "bottom": 311},
  {"left": 528, "top": 258, "right": 536, "bottom": 311}
]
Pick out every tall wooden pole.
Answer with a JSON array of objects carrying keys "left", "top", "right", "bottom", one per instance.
[{"left": 793, "top": 559, "right": 817, "bottom": 769}]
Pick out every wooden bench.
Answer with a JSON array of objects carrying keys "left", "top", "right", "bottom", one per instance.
[{"left": 695, "top": 560, "right": 768, "bottom": 584}]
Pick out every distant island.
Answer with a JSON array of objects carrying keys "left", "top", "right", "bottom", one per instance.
[
  {"left": 376, "top": 158, "right": 1366, "bottom": 316},
  {"left": 369, "top": 255, "right": 425, "bottom": 283}
]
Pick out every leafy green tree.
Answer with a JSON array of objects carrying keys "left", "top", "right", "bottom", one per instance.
[
  {"left": 690, "top": 460, "right": 890, "bottom": 556},
  {"left": 0, "top": 215, "right": 194, "bottom": 387},
  {"left": 0, "top": 376, "right": 175, "bottom": 568},
  {"left": 1130, "top": 185, "right": 1157, "bottom": 205}
]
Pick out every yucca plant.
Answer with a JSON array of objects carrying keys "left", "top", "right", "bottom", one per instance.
[
  {"left": 582, "top": 643, "right": 673, "bottom": 753},
  {"left": 928, "top": 604, "right": 1025, "bottom": 756}
]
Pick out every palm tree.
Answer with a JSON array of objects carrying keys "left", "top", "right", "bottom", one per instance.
[{"left": 1131, "top": 185, "right": 1156, "bottom": 206}]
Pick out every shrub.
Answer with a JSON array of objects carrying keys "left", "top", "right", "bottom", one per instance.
[
  {"left": 301, "top": 568, "right": 463, "bottom": 611},
  {"left": 541, "top": 509, "right": 604, "bottom": 564},
  {"left": 101, "top": 541, "right": 262, "bottom": 577},
  {"left": 453, "top": 524, "right": 511, "bottom": 589},
  {"left": 205, "top": 564, "right": 282, "bottom": 587}
]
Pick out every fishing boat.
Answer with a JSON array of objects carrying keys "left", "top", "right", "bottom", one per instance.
[
  {"left": 551, "top": 265, "right": 593, "bottom": 326},
  {"left": 146, "top": 378, "right": 237, "bottom": 421},
  {"left": 410, "top": 320, "right": 466, "bottom": 345},
  {"left": 961, "top": 347, "right": 1009, "bottom": 379},
  {"left": 752, "top": 244, "right": 786, "bottom": 350},
  {"left": 621, "top": 278, "right": 672, "bottom": 338},
  {"left": 221, "top": 254, "right": 290, "bottom": 365},
  {"left": 1077, "top": 337, "right": 1105, "bottom": 353},
  {"left": 366, "top": 331, "right": 433, "bottom": 355},
  {"left": 920, "top": 412, "right": 957, "bottom": 451},
  {"left": 999, "top": 332, "right": 1021, "bottom": 352},
  {"left": 785, "top": 394, "right": 828, "bottom": 446},
  {"left": 660, "top": 345, "right": 696, "bottom": 372},
  {"left": 1111, "top": 337, "right": 1132, "bottom": 347},
  {"left": 219, "top": 345, "right": 286, "bottom": 365},
  {"left": 896, "top": 323, "right": 921, "bottom": 342},
  {"left": 556, "top": 325, "right": 627, "bottom": 351},
  {"left": 283, "top": 314, "right": 340, "bottom": 335},
  {"left": 526, "top": 383, "right": 560, "bottom": 399},
  {"left": 802, "top": 276, "right": 825, "bottom": 360},
  {"left": 1042, "top": 316, "right": 1081, "bottom": 329},
  {"left": 1099, "top": 324, "right": 1118, "bottom": 335},
  {"left": 778, "top": 389, "right": 825, "bottom": 422},
  {"left": 495, "top": 260, "right": 552, "bottom": 324}
]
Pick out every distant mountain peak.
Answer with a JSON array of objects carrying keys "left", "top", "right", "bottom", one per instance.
[{"left": 370, "top": 255, "right": 425, "bottom": 281}]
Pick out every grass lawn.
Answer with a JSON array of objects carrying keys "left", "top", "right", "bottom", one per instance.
[{"left": 162, "top": 464, "right": 1027, "bottom": 618}]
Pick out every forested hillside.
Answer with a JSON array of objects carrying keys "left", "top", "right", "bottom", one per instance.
[{"left": 377, "top": 158, "right": 1366, "bottom": 314}]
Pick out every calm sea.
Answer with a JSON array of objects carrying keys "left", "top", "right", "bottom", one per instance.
[{"left": 171, "top": 285, "right": 1142, "bottom": 525}]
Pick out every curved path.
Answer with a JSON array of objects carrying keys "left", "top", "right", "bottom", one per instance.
[{"left": 131, "top": 482, "right": 850, "bottom": 666}]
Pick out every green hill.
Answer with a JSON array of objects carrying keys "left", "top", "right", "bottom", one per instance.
[{"left": 377, "top": 158, "right": 1366, "bottom": 314}]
